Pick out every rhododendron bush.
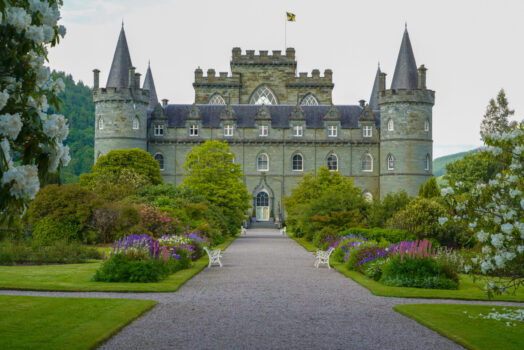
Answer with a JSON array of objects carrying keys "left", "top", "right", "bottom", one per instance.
[{"left": 0, "top": 0, "right": 68, "bottom": 219}]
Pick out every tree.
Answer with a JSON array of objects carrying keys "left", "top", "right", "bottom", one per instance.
[
  {"left": 444, "top": 152, "right": 503, "bottom": 191},
  {"left": 0, "top": 1, "right": 68, "bottom": 221},
  {"left": 480, "top": 89, "right": 515, "bottom": 141},
  {"left": 419, "top": 177, "right": 440, "bottom": 198},
  {"left": 182, "top": 140, "right": 250, "bottom": 234},
  {"left": 366, "top": 190, "right": 411, "bottom": 228}
]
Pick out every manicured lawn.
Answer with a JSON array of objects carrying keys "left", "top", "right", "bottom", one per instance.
[
  {"left": 290, "top": 235, "right": 524, "bottom": 302},
  {"left": 0, "top": 295, "right": 156, "bottom": 350},
  {"left": 393, "top": 304, "right": 524, "bottom": 350},
  {"left": 0, "top": 236, "right": 235, "bottom": 292}
]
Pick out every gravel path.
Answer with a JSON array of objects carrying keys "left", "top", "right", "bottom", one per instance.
[{"left": 1, "top": 228, "right": 522, "bottom": 349}]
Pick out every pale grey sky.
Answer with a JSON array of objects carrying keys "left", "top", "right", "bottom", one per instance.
[{"left": 48, "top": 0, "right": 524, "bottom": 158}]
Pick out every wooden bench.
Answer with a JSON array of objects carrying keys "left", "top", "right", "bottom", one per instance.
[
  {"left": 203, "top": 247, "right": 223, "bottom": 268},
  {"left": 314, "top": 247, "right": 335, "bottom": 269}
]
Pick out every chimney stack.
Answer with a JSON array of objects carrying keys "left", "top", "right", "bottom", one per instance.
[
  {"left": 417, "top": 65, "right": 427, "bottom": 89},
  {"left": 93, "top": 69, "right": 100, "bottom": 89},
  {"left": 128, "top": 67, "right": 136, "bottom": 89},
  {"left": 162, "top": 99, "right": 168, "bottom": 107},
  {"left": 379, "top": 72, "right": 387, "bottom": 92}
]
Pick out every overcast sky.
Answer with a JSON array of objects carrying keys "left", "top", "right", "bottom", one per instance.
[{"left": 48, "top": 0, "right": 524, "bottom": 158}]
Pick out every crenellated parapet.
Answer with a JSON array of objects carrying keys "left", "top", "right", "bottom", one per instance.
[
  {"left": 230, "top": 47, "right": 296, "bottom": 66},
  {"left": 286, "top": 69, "right": 334, "bottom": 88},
  {"left": 378, "top": 88, "right": 435, "bottom": 105},
  {"left": 193, "top": 68, "right": 241, "bottom": 88},
  {"left": 93, "top": 87, "right": 150, "bottom": 105}
]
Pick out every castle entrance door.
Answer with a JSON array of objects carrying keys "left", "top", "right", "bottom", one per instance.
[{"left": 255, "top": 191, "right": 270, "bottom": 221}]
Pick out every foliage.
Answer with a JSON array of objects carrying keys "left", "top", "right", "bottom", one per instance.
[
  {"left": 440, "top": 122, "right": 524, "bottom": 297},
  {"left": 340, "top": 227, "right": 415, "bottom": 243},
  {"left": 0, "top": 239, "right": 100, "bottom": 265},
  {"left": 480, "top": 89, "right": 516, "bottom": 141},
  {"left": 183, "top": 140, "right": 250, "bottom": 235},
  {"left": 284, "top": 167, "right": 367, "bottom": 241},
  {"left": 418, "top": 177, "right": 440, "bottom": 198},
  {"left": 137, "top": 205, "right": 179, "bottom": 238},
  {"left": 432, "top": 149, "right": 478, "bottom": 177},
  {"left": 82, "top": 167, "right": 151, "bottom": 202},
  {"left": 88, "top": 202, "right": 140, "bottom": 243},
  {"left": 32, "top": 217, "right": 79, "bottom": 244},
  {"left": 365, "top": 190, "right": 411, "bottom": 228},
  {"left": 0, "top": 0, "right": 68, "bottom": 220},
  {"left": 444, "top": 152, "right": 503, "bottom": 191}
]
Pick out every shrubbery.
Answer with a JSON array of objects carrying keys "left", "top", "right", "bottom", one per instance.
[
  {"left": 339, "top": 227, "right": 415, "bottom": 244},
  {"left": 0, "top": 240, "right": 101, "bottom": 265}
]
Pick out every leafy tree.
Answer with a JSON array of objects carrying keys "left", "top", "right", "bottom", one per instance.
[
  {"left": 444, "top": 152, "right": 503, "bottom": 191},
  {"left": 182, "top": 140, "right": 250, "bottom": 235},
  {"left": 480, "top": 89, "right": 515, "bottom": 141},
  {"left": 366, "top": 190, "right": 411, "bottom": 228},
  {"left": 418, "top": 177, "right": 440, "bottom": 198}
]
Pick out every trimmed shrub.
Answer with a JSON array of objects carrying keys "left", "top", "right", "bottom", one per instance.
[
  {"left": 340, "top": 227, "right": 415, "bottom": 243},
  {"left": 32, "top": 217, "right": 80, "bottom": 244}
]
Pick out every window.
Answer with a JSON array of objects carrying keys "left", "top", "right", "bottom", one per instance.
[
  {"left": 292, "top": 154, "right": 303, "bottom": 171},
  {"left": 293, "top": 125, "right": 303, "bottom": 137},
  {"left": 189, "top": 124, "right": 199, "bottom": 136},
  {"left": 387, "top": 119, "right": 394, "bottom": 131},
  {"left": 154, "top": 153, "right": 164, "bottom": 170},
  {"left": 300, "top": 94, "right": 319, "bottom": 106},
  {"left": 327, "top": 154, "right": 338, "bottom": 171},
  {"left": 363, "top": 126, "right": 372, "bottom": 137},
  {"left": 224, "top": 124, "right": 234, "bottom": 137},
  {"left": 362, "top": 153, "right": 373, "bottom": 172},
  {"left": 425, "top": 154, "right": 431, "bottom": 171},
  {"left": 154, "top": 124, "right": 164, "bottom": 136},
  {"left": 133, "top": 117, "right": 139, "bottom": 130},
  {"left": 387, "top": 154, "right": 395, "bottom": 170},
  {"left": 249, "top": 85, "right": 278, "bottom": 105},
  {"left": 259, "top": 125, "right": 268, "bottom": 137},
  {"left": 257, "top": 153, "right": 269, "bottom": 171},
  {"left": 97, "top": 117, "right": 104, "bottom": 130},
  {"left": 208, "top": 94, "right": 226, "bottom": 105},
  {"left": 328, "top": 125, "right": 337, "bottom": 137},
  {"left": 424, "top": 119, "right": 430, "bottom": 132},
  {"left": 256, "top": 191, "right": 269, "bottom": 207}
]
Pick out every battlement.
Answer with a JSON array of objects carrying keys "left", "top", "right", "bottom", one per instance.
[
  {"left": 378, "top": 88, "right": 435, "bottom": 105},
  {"left": 193, "top": 68, "right": 242, "bottom": 87},
  {"left": 230, "top": 47, "right": 296, "bottom": 66},
  {"left": 93, "top": 87, "right": 150, "bottom": 104},
  {"left": 286, "top": 69, "right": 333, "bottom": 88}
]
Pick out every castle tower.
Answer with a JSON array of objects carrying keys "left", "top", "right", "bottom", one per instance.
[
  {"left": 378, "top": 27, "right": 435, "bottom": 198},
  {"left": 92, "top": 24, "right": 150, "bottom": 162}
]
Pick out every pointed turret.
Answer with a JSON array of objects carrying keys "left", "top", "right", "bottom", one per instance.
[
  {"left": 143, "top": 62, "right": 158, "bottom": 109},
  {"left": 369, "top": 64, "right": 381, "bottom": 110},
  {"left": 390, "top": 27, "right": 418, "bottom": 90},
  {"left": 106, "top": 24, "right": 133, "bottom": 88}
]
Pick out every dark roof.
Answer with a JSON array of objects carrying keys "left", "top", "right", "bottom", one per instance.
[
  {"left": 390, "top": 28, "right": 418, "bottom": 90},
  {"left": 163, "top": 104, "right": 379, "bottom": 128},
  {"left": 106, "top": 25, "right": 133, "bottom": 88},
  {"left": 369, "top": 65, "right": 381, "bottom": 110},
  {"left": 142, "top": 63, "right": 158, "bottom": 109}
]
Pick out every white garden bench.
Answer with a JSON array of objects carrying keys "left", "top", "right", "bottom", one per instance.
[
  {"left": 314, "top": 247, "right": 335, "bottom": 269},
  {"left": 280, "top": 227, "right": 286, "bottom": 236},
  {"left": 203, "top": 247, "right": 223, "bottom": 268},
  {"left": 241, "top": 227, "right": 247, "bottom": 235}
]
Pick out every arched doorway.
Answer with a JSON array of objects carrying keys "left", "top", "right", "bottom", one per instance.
[{"left": 255, "top": 191, "right": 270, "bottom": 221}]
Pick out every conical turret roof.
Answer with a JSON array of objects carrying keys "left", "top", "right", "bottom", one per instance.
[
  {"left": 106, "top": 24, "right": 133, "bottom": 89},
  {"left": 390, "top": 27, "right": 418, "bottom": 90},
  {"left": 143, "top": 62, "right": 158, "bottom": 109},
  {"left": 369, "top": 64, "right": 381, "bottom": 110}
]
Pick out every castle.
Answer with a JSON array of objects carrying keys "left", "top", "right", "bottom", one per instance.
[{"left": 92, "top": 25, "right": 435, "bottom": 223}]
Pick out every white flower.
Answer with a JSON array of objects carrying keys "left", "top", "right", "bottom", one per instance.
[
  {"left": 518, "top": 246, "right": 524, "bottom": 254},
  {"left": 25, "top": 25, "right": 45, "bottom": 43},
  {"left": 42, "top": 24, "right": 55, "bottom": 42},
  {"left": 501, "top": 223, "right": 513, "bottom": 235},
  {"left": 469, "top": 221, "right": 477, "bottom": 229},
  {"left": 491, "top": 233, "right": 504, "bottom": 249},
  {"left": 45, "top": 142, "right": 70, "bottom": 172},
  {"left": 0, "top": 138, "right": 12, "bottom": 166},
  {"left": 57, "top": 25, "right": 66, "bottom": 38},
  {"left": 0, "top": 90, "right": 9, "bottom": 111},
  {"left": 481, "top": 260, "right": 494, "bottom": 274},
  {"left": 494, "top": 254, "right": 505, "bottom": 268},
  {"left": 6, "top": 7, "right": 32, "bottom": 32},
  {"left": 504, "top": 251, "right": 516, "bottom": 261},
  {"left": 1, "top": 164, "right": 40, "bottom": 200},
  {"left": 438, "top": 217, "right": 449, "bottom": 226},
  {"left": 51, "top": 77, "right": 65, "bottom": 93},
  {"left": 482, "top": 246, "right": 492, "bottom": 254},
  {"left": 477, "top": 230, "right": 489, "bottom": 243},
  {"left": 441, "top": 187, "right": 454, "bottom": 196},
  {"left": 35, "top": 65, "right": 50, "bottom": 88},
  {"left": 509, "top": 189, "right": 521, "bottom": 199},
  {"left": 521, "top": 199, "right": 524, "bottom": 210},
  {"left": 471, "top": 257, "right": 478, "bottom": 264},
  {"left": 42, "top": 114, "right": 68, "bottom": 142},
  {"left": 464, "top": 264, "right": 472, "bottom": 273},
  {"left": 0, "top": 113, "right": 23, "bottom": 140}
]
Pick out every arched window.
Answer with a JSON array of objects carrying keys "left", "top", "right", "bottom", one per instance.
[
  {"left": 257, "top": 153, "right": 269, "bottom": 171},
  {"left": 388, "top": 119, "right": 394, "bottom": 131},
  {"left": 292, "top": 154, "right": 303, "bottom": 171},
  {"left": 133, "top": 116, "right": 139, "bottom": 130},
  {"left": 154, "top": 153, "right": 164, "bottom": 171},
  {"left": 362, "top": 153, "right": 373, "bottom": 172},
  {"left": 249, "top": 85, "right": 278, "bottom": 105},
  {"left": 256, "top": 191, "right": 269, "bottom": 207},
  {"left": 97, "top": 117, "right": 104, "bottom": 130},
  {"left": 327, "top": 154, "right": 338, "bottom": 171},
  {"left": 387, "top": 154, "right": 395, "bottom": 170},
  {"left": 425, "top": 154, "right": 431, "bottom": 171},
  {"left": 363, "top": 191, "right": 373, "bottom": 203},
  {"left": 208, "top": 93, "right": 226, "bottom": 105},
  {"left": 300, "top": 94, "right": 319, "bottom": 106},
  {"left": 424, "top": 119, "right": 430, "bottom": 132}
]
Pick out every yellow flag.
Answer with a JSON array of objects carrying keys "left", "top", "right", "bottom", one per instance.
[{"left": 286, "top": 12, "right": 296, "bottom": 22}]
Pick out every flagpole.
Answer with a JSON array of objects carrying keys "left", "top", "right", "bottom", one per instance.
[{"left": 284, "top": 15, "right": 287, "bottom": 50}]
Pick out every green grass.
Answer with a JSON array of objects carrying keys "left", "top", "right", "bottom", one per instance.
[
  {"left": 0, "top": 236, "right": 236, "bottom": 292},
  {"left": 394, "top": 304, "right": 524, "bottom": 350},
  {"left": 289, "top": 234, "right": 524, "bottom": 302},
  {"left": 0, "top": 295, "right": 156, "bottom": 350}
]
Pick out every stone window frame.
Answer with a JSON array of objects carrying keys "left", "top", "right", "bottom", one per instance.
[
  {"left": 292, "top": 125, "right": 303, "bottom": 137},
  {"left": 361, "top": 153, "right": 373, "bottom": 172},
  {"left": 300, "top": 93, "right": 319, "bottom": 106},
  {"left": 425, "top": 154, "right": 431, "bottom": 171},
  {"left": 154, "top": 153, "right": 165, "bottom": 171},
  {"left": 363, "top": 125, "right": 373, "bottom": 138},
  {"left": 189, "top": 124, "right": 199, "bottom": 137},
  {"left": 154, "top": 124, "right": 164, "bottom": 137},
  {"left": 224, "top": 124, "right": 234, "bottom": 137},
  {"left": 208, "top": 93, "right": 226, "bottom": 105},
  {"left": 249, "top": 84, "right": 279, "bottom": 105},
  {"left": 97, "top": 116, "right": 104, "bottom": 130},
  {"left": 132, "top": 116, "right": 139, "bottom": 130},
  {"left": 326, "top": 153, "right": 338, "bottom": 171},
  {"left": 424, "top": 119, "right": 430, "bottom": 132},
  {"left": 327, "top": 125, "right": 338, "bottom": 138},
  {"left": 292, "top": 153, "right": 304, "bottom": 171},
  {"left": 257, "top": 152, "right": 269, "bottom": 172},
  {"left": 259, "top": 125, "right": 269, "bottom": 137},
  {"left": 387, "top": 119, "right": 394, "bottom": 131},
  {"left": 387, "top": 154, "right": 395, "bottom": 170}
]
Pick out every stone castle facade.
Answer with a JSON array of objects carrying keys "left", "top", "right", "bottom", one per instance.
[{"left": 92, "top": 25, "right": 435, "bottom": 222}]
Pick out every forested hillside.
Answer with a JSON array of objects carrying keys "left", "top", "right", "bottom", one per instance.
[{"left": 432, "top": 149, "right": 478, "bottom": 177}]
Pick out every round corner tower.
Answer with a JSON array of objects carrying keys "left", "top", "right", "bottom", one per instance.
[{"left": 378, "top": 28, "right": 435, "bottom": 199}]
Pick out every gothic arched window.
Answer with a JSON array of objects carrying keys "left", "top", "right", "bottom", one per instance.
[
  {"left": 154, "top": 153, "right": 164, "bottom": 171},
  {"left": 133, "top": 116, "right": 139, "bottom": 130},
  {"left": 327, "top": 154, "right": 338, "bottom": 171},
  {"left": 97, "top": 117, "right": 104, "bottom": 130},
  {"left": 388, "top": 119, "right": 394, "bottom": 131},
  {"left": 208, "top": 93, "right": 226, "bottom": 105},
  {"left": 292, "top": 154, "right": 303, "bottom": 171},
  {"left": 257, "top": 153, "right": 269, "bottom": 171},
  {"left": 387, "top": 154, "right": 395, "bottom": 170},
  {"left": 249, "top": 85, "right": 278, "bottom": 105},
  {"left": 300, "top": 94, "right": 319, "bottom": 106},
  {"left": 424, "top": 119, "right": 430, "bottom": 132},
  {"left": 362, "top": 153, "right": 373, "bottom": 172},
  {"left": 425, "top": 154, "right": 431, "bottom": 171}
]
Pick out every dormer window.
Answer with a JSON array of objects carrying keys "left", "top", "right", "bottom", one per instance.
[
  {"left": 363, "top": 126, "right": 372, "bottom": 137},
  {"left": 293, "top": 125, "right": 303, "bottom": 137},
  {"left": 224, "top": 124, "right": 234, "bottom": 137},
  {"left": 388, "top": 119, "right": 394, "bottom": 131},
  {"left": 133, "top": 117, "right": 139, "bottom": 130},
  {"left": 189, "top": 124, "right": 199, "bottom": 136},
  {"left": 328, "top": 125, "right": 337, "bottom": 137},
  {"left": 154, "top": 124, "right": 164, "bottom": 136},
  {"left": 259, "top": 125, "right": 268, "bottom": 137}
]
